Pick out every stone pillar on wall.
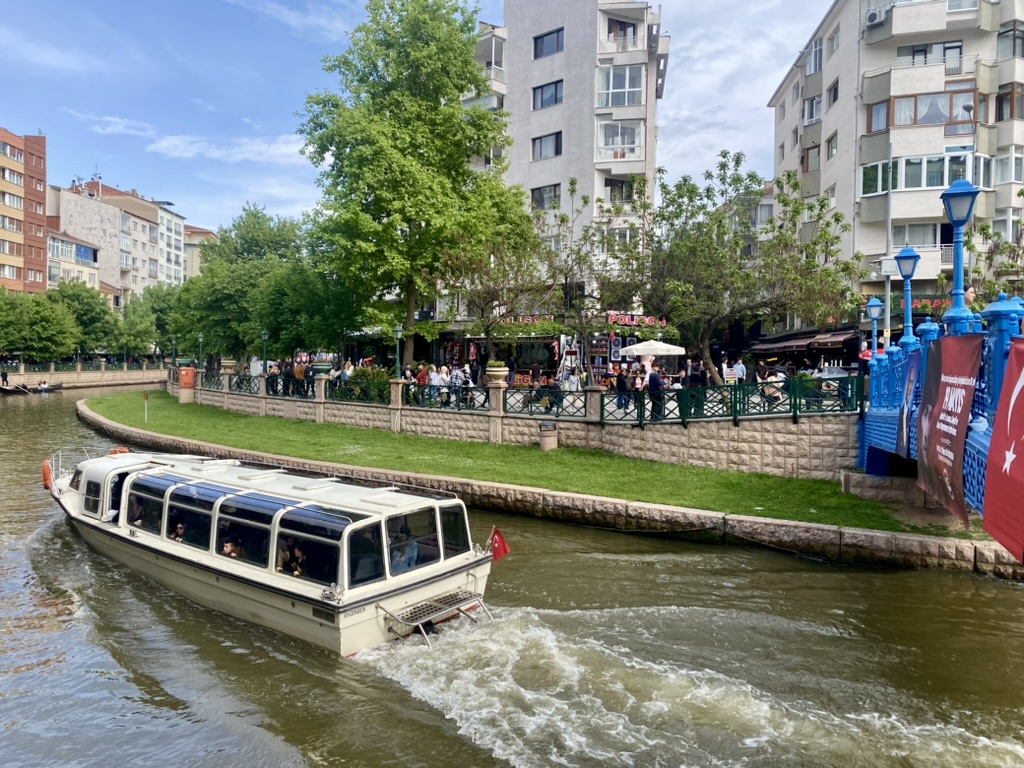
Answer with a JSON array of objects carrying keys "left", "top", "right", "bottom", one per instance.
[
  {"left": 259, "top": 374, "right": 268, "bottom": 417},
  {"left": 584, "top": 386, "right": 604, "bottom": 424},
  {"left": 389, "top": 378, "right": 405, "bottom": 433},
  {"left": 487, "top": 380, "right": 506, "bottom": 444},
  {"left": 314, "top": 375, "right": 326, "bottom": 424}
]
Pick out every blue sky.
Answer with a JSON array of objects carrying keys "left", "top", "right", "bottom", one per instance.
[{"left": 3, "top": 0, "right": 824, "bottom": 231}]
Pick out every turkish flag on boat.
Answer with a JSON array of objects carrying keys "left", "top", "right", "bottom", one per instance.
[
  {"left": 984, "top": 338, "right": 1024, "bottom": 563},
  {"left": 489, "top": 527, "right": 510, "bottom": 563}
]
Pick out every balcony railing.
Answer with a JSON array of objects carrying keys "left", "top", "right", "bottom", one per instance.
[
  {"left": 485, "top": 66, "right": 505, "bottom": 84},
  {"left": 940, "top": 244, "right": 955, "bottom": 264}
]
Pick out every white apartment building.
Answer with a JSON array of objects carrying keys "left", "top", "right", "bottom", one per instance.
[
  {"left": 770, "top": 0, "right": 1016, "bottom": 326},
  {"left": 481, "top": 0, "right": 669, "bottom": 233}
]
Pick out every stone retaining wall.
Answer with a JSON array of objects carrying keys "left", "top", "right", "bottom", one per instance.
[{"left": 78, "top": 401, "right": 1024, "bottom": 581}]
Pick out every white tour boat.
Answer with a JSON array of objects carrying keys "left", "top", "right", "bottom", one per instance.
[{"left": 43, "top": 448, "right": 494, "bottom": 655}]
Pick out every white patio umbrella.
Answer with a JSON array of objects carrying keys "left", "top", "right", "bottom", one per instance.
[{"left": 622, "top": 339, "right": 687, "bottom": 357}]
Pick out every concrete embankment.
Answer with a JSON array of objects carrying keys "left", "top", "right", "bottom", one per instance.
[{"left": 78, "top": 402, "right": 1024, "bottom": 581}]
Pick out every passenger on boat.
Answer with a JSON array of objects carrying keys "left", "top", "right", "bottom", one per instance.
[
  {"left": 222, "top": 539, "right": 242, "bottom": 558},
  {"left": 288, "top": 545, "right": 306, "bottom": 577},
  {"left": 390, "top": 526, "right": 418, "bottom": 574},
  {"left": 129, "top": 498, "right": 144, "bottom": 526},
  {"left": 275, "top": 537, "right": 293, "bottom": 572},
  {"left": 171, "top": 522, "right": 186, "bottom": 543}
]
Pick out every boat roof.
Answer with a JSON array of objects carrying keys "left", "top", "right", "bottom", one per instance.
[{"left": 82, "top": 452, "right": 458, "bottom": 520}]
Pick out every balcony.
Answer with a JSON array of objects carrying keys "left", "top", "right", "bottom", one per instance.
[
  {"left": 599, "top": 33, "right": 644, "bottom": 54},
  {"left": 865, "top": 0, "right": 998, "bottom": 44},
  {"left": 119, "top": 254, "right": 131, "bottom": 271}
]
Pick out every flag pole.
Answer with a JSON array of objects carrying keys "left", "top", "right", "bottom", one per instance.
[{"left": 486, "top": 525, "right": 496, "bottom": 551}]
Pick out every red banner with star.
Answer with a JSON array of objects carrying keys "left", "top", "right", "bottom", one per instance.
[
  {"left": 984, "top": 338, "right": 1024, "bottom": 563},
  {"left": 916, "top": 335, "right": 983, "bottom": 523}
]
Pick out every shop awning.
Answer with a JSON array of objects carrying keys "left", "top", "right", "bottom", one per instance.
[
  {"left": 749, "top": 337, "right": 811, "bottom": 356},
  {"left": 808, "top": 330, "right": 858, "bottom": 349}
]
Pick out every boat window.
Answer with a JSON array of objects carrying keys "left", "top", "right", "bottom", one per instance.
[
  {"left": 166, "top": 507, "right": 212, "bottom": 550},
  {"left": 133, "top": 474, "right": 190, "bottom": 499},
  {"left": 70, "top": 469, "right": 82, "bottom": 491},
  {"left": 275, "top": 534, "right": 340, "bottom": 585},
  {"left": 280, "top": 507, "right": 351, "bottom": 541},
  {"left": 386, "top": 509, "right": 440, "bottom": 576},
  {"left": 220, "top": 492, "right": 296, "bottom": 526},
  {"left": 169, "top": 482, "right": 236, "bottom": 512},
  {"left": 127, "top": 492, "right": 163, "bottom": 534},
  {"left": 108, "top": 474, "right": 129, "bottom": 522},
  {"left": 84, "top": 480, "right": 101, "bottom": 515},
  {"left": 348, "top": 524, "right": 385, "bottom": 587},
  {"left": 217, "top": 519, "right": 270, "bottom": 567},
  {"left": 440, "top": 504, "right": 471, "bottom": 557}
]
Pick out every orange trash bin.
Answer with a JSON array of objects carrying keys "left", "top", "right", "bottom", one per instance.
[{"left": 179, "top": 366, "right": 196, "bottom": 389}]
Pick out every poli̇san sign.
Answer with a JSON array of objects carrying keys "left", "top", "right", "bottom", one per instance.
[{"left": 606, "top": 313, "right": 667, "bottom": 327}]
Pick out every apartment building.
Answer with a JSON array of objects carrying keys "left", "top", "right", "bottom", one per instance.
[
  {"left": 770, "top": 0, "right": 1013, "bottom": 324},
  {"left": 480, "top": 0, "right": 669, "bottom": 233},
  {"left": 184, "top": 224, "right": 215, "bottom": 281},
  {"left": 0, "top": 129, "right": 47, "bottom": 294},
  {"left": 47, "top": 229, "right": 100, "bottom": 290}
]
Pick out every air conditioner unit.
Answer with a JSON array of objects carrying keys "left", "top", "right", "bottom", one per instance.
[{"left": 866, "top": 8, "right": 885, "bottom": 27}]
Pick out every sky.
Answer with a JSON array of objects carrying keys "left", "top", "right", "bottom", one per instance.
[{"left": 3, "top": 0, "right": 827, "bottom": 231}]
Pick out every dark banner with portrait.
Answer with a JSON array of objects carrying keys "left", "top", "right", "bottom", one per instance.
[
  {"left": 984, "top": 339, "right": 1024, "bottom": 563},
  {"left": 916, "top": 335, "right": 983, "bottom": 523},
  {"left": 895, "top": 349, "right": 921, "bottom": 458}
]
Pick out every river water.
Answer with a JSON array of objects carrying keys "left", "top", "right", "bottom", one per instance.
[{"left": 3, "top": 388, "right": 1024, "bottom": 767}]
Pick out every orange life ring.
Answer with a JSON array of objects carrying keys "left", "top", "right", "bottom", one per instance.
[
  {"left": 42, "top": 460, "right": 52, "bottom": 490},
  {"left": 108, "top": 447, "right": 129, "bottom": 455}
]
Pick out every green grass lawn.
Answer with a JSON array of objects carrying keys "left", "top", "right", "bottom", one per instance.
[{"left": 90, "top": 390, "right": 913, "bottom": 532}]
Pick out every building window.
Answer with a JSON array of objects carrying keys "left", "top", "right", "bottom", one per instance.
[
  {"left": 861, "top": 161, "right": 896, "bottom": 196},
  {"left": 998, "top": 21, "right": 1024, "bottom": 60},
  {"left": 792, "top": 127, "right": 799, "bottom": 148},
  {"left": 604, "top": 178, "right": 634, "bottom": 203},
  {"left": 597, "top": 64, "right": 644, "bottom": 107},
  {"left": 827, "top": 25, "right": 840, "bottom": 58},
  {"left": 892, "top": 223, "right": 939, "bottom": 246},
  {"left": 826, "top": 79, "right": 839, "bottom": 109},
  {"left": 533, "top": 28, "right": 564, "bottom": 59},
  {"left": 805, "top": 38, "right": 822, "bottom": 76},
  {"left": 803, "top": 95, "right": 821, "bottom": 125},
  {"left": 777, "top": 102, "right": 786, "bottom": 122},
  {"left": 868, "top": 101, "right": 888, "bottom": 133},
  {"left": 779, "top": 143, "right": 785, "bottom": 162},
  {"left": 532, "top": 132, "right": 562, "bottom": 161},
  {"left": 997, "top": 83, "right": 1024, "bottom": 121},
  {"left": 531, "top": 184, "right": 560, "bottom": 210},
  {"left": 947, "top": 0, "right": 978, "bottom": 11},
  {"left": 597, "top": 119, "right": 643, "bottom": 160},
  {"left": 792, "top": 82, "right": 800, "bottom": 105},
  {"left": 992, "top": 207, "right": 1022, "bottom": 241},
  {"left": 533, "top": 80, "right": 563, "bottom": 110},
  {"left": 825, "top": 185, "right": 836, "bottom": 210},
  {"left": 802, "top": 145, "right": 821, "bottom": 173},
  {"left": 826, "top": 132, "right": 838, "bottom": 159}
]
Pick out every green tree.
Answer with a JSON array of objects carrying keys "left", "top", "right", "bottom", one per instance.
[
  {"left": 173, "top": 206, "right": 302, "bottom": 361},
  {"left": 113, "top": 296, "right": 158, "bottom": 360},
  {"left": 139, "top": 282, "right": 181, "bottom": 357},
  {"left": 47, "top": 281, "right": 118, "bottom": 354},
  {"left": 0, "top": 290, "right": 78, "bottom": 361},
  {"left": 650, "top": 152, "right": 858, "bottom": 384},
  {"left": 299, "top": 0, "right": 509, "bottom": 365}
]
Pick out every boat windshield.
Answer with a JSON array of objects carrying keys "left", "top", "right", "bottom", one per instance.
[
  {"left": 280, "top": 507, "right": 352, "bottom": 541},
  {"left": 169, "top": 482, "right": 237, "bottom": 512}
]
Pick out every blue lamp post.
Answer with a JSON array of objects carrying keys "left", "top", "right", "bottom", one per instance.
[
  {"left": 197, "top": 333, "right": 205, "bottom": 370},
  {"left": 940, "top": 179, "right": 981, "bottom": 336},
  {"left": 392, "top": 325, "right": 403, "bottom": 379},
  {"left": 894, "top": 246, "right": 921, "bottom": 354},
  {"left": 866, "top": 297, "right": 884, "bottom": 404},
  {"left": 261, "top": 329, "right": 269, "bottom": 375}
]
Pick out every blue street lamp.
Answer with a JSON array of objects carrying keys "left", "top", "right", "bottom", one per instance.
[
  {"left": 866, "top": 297, "right": 884, "bottom": 404},
  {"left": 261, "top": 329, "right": 269, "bottom": 375},
  {"left": 940, "top": 179, "right": 981, "bottom": 336},
  {"left": 197, "top": 333, "right": 205, "bottom": 369},
  {"left": 392, "top": 325, "right": 403, "bottom": 379},
  {"left": 894, "top": 246, "right": 921, "bottom": 354}
]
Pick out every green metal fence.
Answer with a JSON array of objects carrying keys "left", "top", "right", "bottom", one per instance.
[
  {"left": 601, "top": 376, "right": 864, "bottom": 427},
  {"left": 504, "top": 387, "right": 586, "bottom": 418},
  {"left": 325, "top": 380, "right": 391, "bottom": 405}
]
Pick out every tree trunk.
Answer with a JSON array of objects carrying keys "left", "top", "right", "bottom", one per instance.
[{"left": 403, "top": 280, "right": 417, "bottom": 367}]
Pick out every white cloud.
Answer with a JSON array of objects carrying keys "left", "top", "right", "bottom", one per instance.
[
  {"left": 0, "top": 25, "right": 96, "bottom": 73},
  {"left": 191, "top": 98, "right": 216, "bottom": 112},
  {"left": 225, "top": 0, "right": 354, "bottom": 42},
  {"left": 146, "top": 134, "right": 306, "bottom": 165},
  {"left": 241, "top": 117, "right": 262, "bottom": 130},
  {"left": 62, "top": 108, "right": 158, "bottom": 138}
]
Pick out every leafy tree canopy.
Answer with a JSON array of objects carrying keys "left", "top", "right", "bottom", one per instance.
[{"left": 47, "top": 280, "right": 118, "bottom": 353}]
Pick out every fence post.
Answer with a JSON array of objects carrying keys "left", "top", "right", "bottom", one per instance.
[
  {"left": 982, "top": 293, "right": 1022, "bottom": 424},
  {"left": 487, "top": 379, "right": 506, "bottom": 444},
  {"left": 584, "top": 385, "right": 603, "bottom": 424}
]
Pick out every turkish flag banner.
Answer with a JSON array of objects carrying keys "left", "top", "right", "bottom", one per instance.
[
  {"left": 916, "top": 335, "right": 984, "bottom": 523},
  {"left": 489, "top": 527, "right": 510, "bottom": 563},
  {"left": 984, "top": 338, "right": 1024, "bottom": 563}
]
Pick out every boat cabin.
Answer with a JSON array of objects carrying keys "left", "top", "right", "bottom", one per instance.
[{"left": 69, "top": 456, "right": 475, "bottom": 592}]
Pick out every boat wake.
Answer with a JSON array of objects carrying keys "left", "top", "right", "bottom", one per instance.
[{"left": 359, "top": 605, "right": 1024, "bottom": 768}]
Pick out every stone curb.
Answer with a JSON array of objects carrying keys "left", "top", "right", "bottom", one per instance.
[{"left": 77, "top": 402, "right": 1024, "bottom": 581}]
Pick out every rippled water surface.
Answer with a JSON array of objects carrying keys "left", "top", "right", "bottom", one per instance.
[{"left": 3, "top": 389, "right": 1024, "bottom": 767}]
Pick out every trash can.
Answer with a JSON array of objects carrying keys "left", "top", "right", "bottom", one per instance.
[{"left": 539, "top": 420, "right": 558, "bottom": 452}]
